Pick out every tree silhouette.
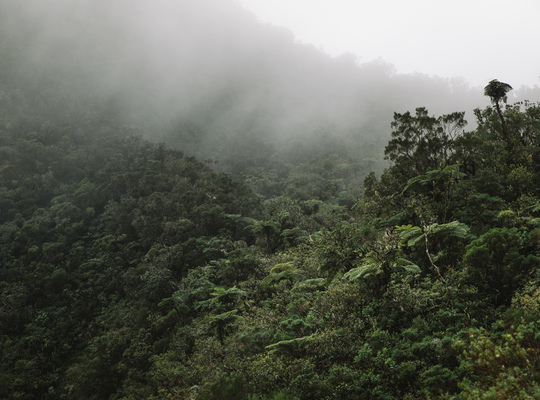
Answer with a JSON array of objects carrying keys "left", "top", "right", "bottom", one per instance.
[
  {"left": 484, "top": 79, "right": 513, "bottom": 106},
  {"left": 484, "top": 79, "right": 513, "bottom": 152}
]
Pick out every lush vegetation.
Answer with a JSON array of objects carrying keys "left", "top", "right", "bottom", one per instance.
[
  {"left": 2, "top": 1, "right": 540, "bottom": 399},
  {"left": 3, "top": 70, "right": 540, "bottom": 398}
]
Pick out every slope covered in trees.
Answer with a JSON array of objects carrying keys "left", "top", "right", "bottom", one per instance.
[
  {"left": 2, "top": 0, "right": 540, "bottom": 399},
  {"left": 3, "top": 70, "right": 540, "bottom": 398},
  {"left": 0, "top": 0, "right": 497, "bottom": 180},
  {"left": 3, "top": 0, "right": 539, "bottom": 199}
]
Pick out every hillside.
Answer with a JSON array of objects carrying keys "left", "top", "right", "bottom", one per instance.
[
  {"left": 2, "top": 1, "right": 540, "bottom": 399},
  {"left": 1, "top": 0, "right": 493, "bottom": 173}
]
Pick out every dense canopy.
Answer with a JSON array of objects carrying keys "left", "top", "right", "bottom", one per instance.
[{"left": 2, "top": 1, "right": 540, "bottom": 399}]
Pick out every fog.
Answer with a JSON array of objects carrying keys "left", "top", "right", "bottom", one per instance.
[
  {"left": 2, "top": 0, "right": 539, "bottom": 175},
  {"left": 238, "top": 0, "right": 540, "bottom": 89}
]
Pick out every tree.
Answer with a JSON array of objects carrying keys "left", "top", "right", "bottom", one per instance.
[
  {"left": 260, "top": 263, "right": 305, "bottom": 291},
  {"left": 344, "top": 227, "right": 420, "bottom": 292},
  {"left": 463, "top": 227, "right": 539, "bottom": 306},
  {"left": 385, "top": 108, "right": 466, "bottom": 180},
  {"left": 400, "top": 221, "right": 471, "bottom": 284},
  {"left": 315, "top": 219, "right": 367, "bottom": 281},
  {"left": 250, "top": 219, "right": 281, "bottom": 253},
  {"left": 453, "top": 322, "right": 540, "bottom": 399},
  {"left": 207, "top": 310, "right": 243, "bottom": 345},
  {"left": 484, "top": 79, "right": 513, "bottom": 152},
  {"left": 401, "top": 164, "right": 466, "bottom": 224},
  {"left": 484, "top": 79, "right": 513, "bottom": 114}
]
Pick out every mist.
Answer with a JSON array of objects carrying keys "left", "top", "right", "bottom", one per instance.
[
  {"left": 2, "top": 0, "right": 539, "bottom": 175},
  {"left": 4, "top": 3, "right": 540, "bottom": 397}
]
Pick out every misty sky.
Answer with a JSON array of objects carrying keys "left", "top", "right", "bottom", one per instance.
[{"left": 237, "top": 0, "right": 540, "bottom": 89}]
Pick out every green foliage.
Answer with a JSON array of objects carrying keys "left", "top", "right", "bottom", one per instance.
[
  {"left": 248, "top": 391, "right": 300, "bottom": 400},
  {"left": 401, "top": 164, "right": 465, "bottom": 195},
  {"left": 261, "top": 263, "right": 305, "bottom": 291},
  {"left": 315, "top": 219, "right": 368, "bottom": 281},
  {"left": 385, "top": 107, "right": 466, "bottom": 179},
  {"left": 399, "top": 221, "right": 471, "bottom": 247},
  {"left": 345, "top": 255, "right": 420, "bottom": 282},
  {"left": 197, "top": 286, "right": 248, "bottom": 313},
  {"left": 452, "top": 319, "right": 540, "bottom": 399},
  {"left": 290, "top": 278, "right": 327, "bottom": 293},
  {"left": 207, "top": 310, "right": 243, "bottom": 345},
  {"left": 201, "top": 374, "right": 247, "bottom": 400},
  {"left": 265, "top": 335, "right": 315, "bottom": 357},
  {"left": 463, "top": 227, "right": 540, "bottom": 306},
  {"left": 2, "top": 19, "right": 540, "bottom": 399}
]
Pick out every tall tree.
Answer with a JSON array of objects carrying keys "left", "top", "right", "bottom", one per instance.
[
  {"left": 484, "top": 79, "right": 513, "bottom": 152},
  {"left": 384, "top": 107, "right": 466, "bottom": 180}
]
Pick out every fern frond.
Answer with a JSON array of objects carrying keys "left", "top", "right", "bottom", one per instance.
[
  {"left": 261, "top": 267, "right": 305, "bottom": 289},
  {"left": 428, "top": 221, "right": 470, "bottom": 239},
  {"left": 393, "top": 258, "right": 421, "bottom": 274},
  {"left": 291, "top": 278, "right": 327, "bottom": 293},
  {"left": 402, "top": 165, "right": 465, "bottom": 194},
  {"left": 398, "top": 225, "right": 424, "bottom": 247},
  {"left": 344, "top": 260, "right": 381, "bottom": 281},
  {"left": 269, "top": 262, "right": 295, "bottom": 274},
  {"left": 265, "top": 335, "right": 314, "bottom": 356}
]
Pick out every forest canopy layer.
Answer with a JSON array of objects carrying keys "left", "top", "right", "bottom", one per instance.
[{"left": 2, "top": 1, "right": 540, "bottom": 399}]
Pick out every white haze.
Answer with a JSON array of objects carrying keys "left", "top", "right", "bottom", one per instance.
[
  {"left": 2, "top": 0, "right": 539, "bottom": 174},
  {"left": 237, "top": 0, "right": 540, "bottom": 89}
]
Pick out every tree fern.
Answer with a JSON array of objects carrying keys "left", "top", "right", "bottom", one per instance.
[
  {"left": 393, "top": 257, "right": 421, "bottom": 274},
  {"left": 398, "top": 221, "right": 470, "bottom": 248},
  {"left": 344, "top": 254, "right": 420, "bottom": 282},
  {"left": 261, "top": 263, "right": 305, "bottom": 290},
  {"left": 265, "top": 335, "right": 314, "bottom": 356},
  {"left": 344, "top": 257, "right": 382, "bottom": 281}
]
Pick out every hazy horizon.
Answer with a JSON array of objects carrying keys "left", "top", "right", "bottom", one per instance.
[
  {"left": 1, "top": 0, "right": 539, "bottom": 175},
  {"left": 238, "top": 0, "right": 540, "bottom": 89}
]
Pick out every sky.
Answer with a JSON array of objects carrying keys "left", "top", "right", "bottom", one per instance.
[{"left": 237, "top": 0, "right": 540, "bottom": 89}]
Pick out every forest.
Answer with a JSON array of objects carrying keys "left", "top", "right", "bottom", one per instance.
[{"left": 1, "top": 0, "right": 540, "bottom": 399}]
